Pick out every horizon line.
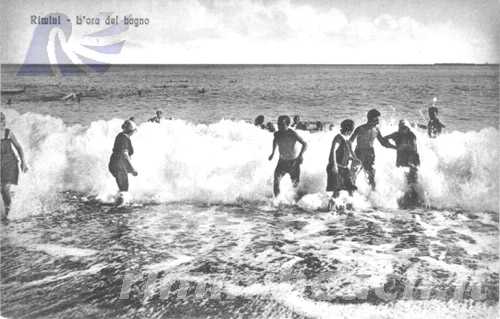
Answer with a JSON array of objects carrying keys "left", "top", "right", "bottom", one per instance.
[{"left": 2, "top": 63, "right": 499, "bottom": 66}]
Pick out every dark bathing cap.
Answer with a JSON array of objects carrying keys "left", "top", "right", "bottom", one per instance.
[
  {"left": 340, "top": 119, "right": 354, "bottom": 132},
  {"left": 367, "top": 109, "right": 381, "bottom": 120},
  {"left": 278, "top": 115, "right": 291, "bottom": 125}
]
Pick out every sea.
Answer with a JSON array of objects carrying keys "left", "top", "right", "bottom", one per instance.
[{"left": 1, "top": 64, "right": 498, "bottom": 318}]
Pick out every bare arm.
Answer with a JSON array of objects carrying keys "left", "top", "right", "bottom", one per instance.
[
  {"left": 268, "top": 135, "right": 277, "bottom": 160},
  {"left": 123, "top": 150, "right": 137, "bottom": 175},
  {"left": 328, "top": 139, "right": 335, "bottom": 164},
  {"left": 417, "top": 124, "right": 427, "bottom": 129},
  {"left": 294, "top": 131, "right": 307, "bottom": 159},
  {"left": 9, "top": 132, "right": 28, "bottom": 172},
  {"left": 328, "top": 137, "right": 338, "bottom": 164},
  {"left": 329, "top": 137, "right": 340, "bottom": 172},
  {"left": 383, "top": 132, "right": 397, "bottom": 141},
  {"left": 349, "top": 126, "right": 360, "bottom": 145},
  {"left": 347, "top": 141, "right": 359, "bottom": 163},
  {"left": 377, "top": 129, "right": 396, "bottom": 149}
]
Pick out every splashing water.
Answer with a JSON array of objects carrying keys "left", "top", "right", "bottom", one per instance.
[
  {"left": 1, "top": 109, "right": 498, "bottom": 319},
  {"left": 1, "top": 109, "right": 498, "bottom": 218}
]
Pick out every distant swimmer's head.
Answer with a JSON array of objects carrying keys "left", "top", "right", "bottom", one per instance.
[
  {"left": 0, "top": 112, "right": 5, "bottom": 129},
  {"left": 367, "top": 109, "right": 380, "bottom": 125},
  {"left": 277, "top": 115, "right": 291, "bottom": 131},
  {"left": 340, "top": 119, "right": 354, "bottom": 135},
  {"left": 122, "top": 119, "right": 138, "bottom": 135},
  {"left": 399, "top": 119, "right": 411, "bottom": 133},
  {"left": 254, "top": 115, "right": 265, "bottom": 126},
  {"left": 266, "top": 122, "right": 276, "bottom": 132},
  {"left": 428, "top": 106, "right": 438, "bottom": 118}
]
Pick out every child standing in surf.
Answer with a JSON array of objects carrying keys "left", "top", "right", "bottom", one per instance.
[
  {"left": 326, "top": 119, "right": 358, "bottom": 202},
  {"left": 108, "top": 119, "right": 138, "bottom": 205},
  {"left": 269, "top": 115, "right": 307, "bottom": 197}
]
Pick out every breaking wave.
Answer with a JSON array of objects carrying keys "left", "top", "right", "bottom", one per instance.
[{"left": 1, "top": 109, "right": 498, "bottom": 216}]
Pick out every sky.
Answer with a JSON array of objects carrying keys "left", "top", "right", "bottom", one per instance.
[{"left": 1, "top": 0, "right": 499, "bottom": 64}]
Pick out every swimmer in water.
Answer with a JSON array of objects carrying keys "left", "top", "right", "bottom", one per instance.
[
  {"left": 291, "top": 115, "right": 307, "bottom": 130},
  {"left": 254, "top": 115, "right": 266, "bottom": 129},
  {"left": 326, "top": 119, "right": 358, "bottom": 201},
  {"left": 349, "top": 109, "right": 396, "bottom": 190},
  {"left": 1, "top": 112, "right": 29, "bottom": 218},
  {"left": 108, "top": 119, "right": 138, "bottom": 205},
  {"left": 266, "top": 122, "right": 276, "bottom": 133},
  {"left": 269, "top": 115, "right": 307, "bottom": 197},
  {"left": 148, "top": 110, "right": 163, "bottom": 123},
  {"left": 418, "top": 107, "right": 445, "bottom": 138}
]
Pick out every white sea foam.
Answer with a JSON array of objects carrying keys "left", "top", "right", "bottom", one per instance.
[
  {"left": 2, "top": 109, "right": 498, "bottom": 216},
  {"left": 30, "top": 244, "right": 98, "bottom": 258}
]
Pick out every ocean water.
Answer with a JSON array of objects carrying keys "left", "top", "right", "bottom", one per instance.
[{"left": 1, "top": 65, "right": 498, "bottom": 318}]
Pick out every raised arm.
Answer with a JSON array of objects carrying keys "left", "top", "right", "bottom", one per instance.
[
  {"left": 377, "top": 129, "right": 396, "bottom": 149},
  {"left": 9, "top": 132, "right": 28, "bottom": 172},
  {"left": 384, "top": 131, "right": 397, "bottom": 141}
]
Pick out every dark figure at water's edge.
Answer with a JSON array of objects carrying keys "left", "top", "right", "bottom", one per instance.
[
  {"left": 269, "top": 115, "right": 307, "bottom": 196},
  {"left": 1, "top": 112, "right": 29, "bottom": 219},
  {"left": 349, "top": 109, "right": 396, "bottom": 190}
]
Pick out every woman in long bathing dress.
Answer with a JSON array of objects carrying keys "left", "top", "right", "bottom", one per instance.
[{"left": 1, "top": 112, "right": 29, "bottom": 219}]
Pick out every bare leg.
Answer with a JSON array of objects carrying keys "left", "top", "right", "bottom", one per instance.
[
  {"left": 273, "top": 174, "right": 283, "bottom": 197},
  {"left": 366, "top": 166, "right": 376, "bottom": 190},
  {"left": 1, "top": 184, "right": 12, "bottom": 217},
  {"left": 273, "top": 163, "right": 285, "bottom": 197}
]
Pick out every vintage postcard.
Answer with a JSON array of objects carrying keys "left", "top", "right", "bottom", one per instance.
[{"left": 1, "top": 1, "right": 498, "bottom": 318}]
